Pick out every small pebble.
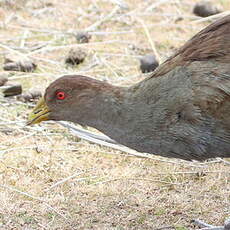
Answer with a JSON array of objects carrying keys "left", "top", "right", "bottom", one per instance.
[
  {"left": 3, "top": 54, "right": 37, "bottom": 72},
  {"left": 75, "top": 31, "right": 91, "bottom": 43},
  {"left": 3, "top": 84, "right": 22, "bottom": 97},
  {"left": 140, "top": 54, "right": 159, "bottom": 73},
  {"left": 17, "top": 90, "right": 42, "bottom": 102},
  {"left": 193, "top": 1, "right": 222, "bottom": 17},
  {"left": 175, "top": 16, "right": 184, "bottom": 23},
  {"left": 65, "top": 48, "right": 87, "bottom": 65}
]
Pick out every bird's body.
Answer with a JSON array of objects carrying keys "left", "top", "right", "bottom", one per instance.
[{"left": 28, "top": 15, "right": 230, "bottom": 161}]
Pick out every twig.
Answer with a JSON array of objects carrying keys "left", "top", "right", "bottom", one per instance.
[
  {"left": 154, "top": 226, "right": 175, "bottom": 230},
  {"left": 8, "top": 73, "right": 56, "bottom": 80},
  {"left": 85, "top": 6, "right": 120, "bottom": 32},
  {"left": 97, "top": 52, "right": 141, "bottom": 58},
  {"left": 0, "top": 184, "right": 68, "bottom": 220},
  {"left": 58, "top": 121, "right": 117, "bottom": 144},
  {"left": 97, "top": 56, "right": 120, "bottom": 78},
  {"left": 107, "top": 0, "right": 129, "bottom": 10},
  {"left": 155, "top": 171, "right": 229, "bottom": 175},
  {"left": 216, "top": 158, "right": 230, "bottom": 166},
  {"left": 0, "top": 160, "right": 24, "bottom": 171},
  {"left": 146, "top": 0, "right": 175, "bottom": 12},
  {"left": 194, "top": 220, "right": 218, "bottom": 228},
  {"left": 49, "top": 171, "right": 85, "bottom": 190},
  {"left": 193, "top": 11, "right": 230, "bottom": 24},
  {"left": 193, "top": 219, "right": 226, "bottom": 230},
  {"left": 3, "top": 13, "right": 15, "bottom": 27},
  {"left": 7, "top": 21, "right": 194, "bottom": 37},
  {"left": 28, "top": 40, "right": 131, "bottom": 55},
  {"left": 0, "top": 43, "right": 27, "bottom": 58},
  {"left": 20, "top": 29, "right": 29, "bottom": 48},
  {"left": 93, "top": 177, "right": 181, "bottom": 185},
  {"left": 135, "top": 17, "right": 161, "bottom": 62},
  {"left": 0, "top": 146, "right": 39, "bottom": 156}
]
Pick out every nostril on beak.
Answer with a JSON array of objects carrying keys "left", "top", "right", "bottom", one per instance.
[{"left": 34, "top": 109, "right": 42, "bottom": 114}]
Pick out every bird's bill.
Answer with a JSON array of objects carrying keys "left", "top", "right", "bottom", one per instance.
[{"left": 27, "top": 97, "right": 50, "bottom": 125}]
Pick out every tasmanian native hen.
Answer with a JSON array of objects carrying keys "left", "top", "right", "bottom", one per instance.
[{"left": 28, "top": 15, "right": 230, "bottom": 161}]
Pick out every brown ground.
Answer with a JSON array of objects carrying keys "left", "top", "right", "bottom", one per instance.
[{"left": 0, "top": 0, "right": 229, "bottom": 229}]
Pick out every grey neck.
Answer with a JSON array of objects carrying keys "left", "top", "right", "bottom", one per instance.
[{"left": 85, "top": 88, "right": 129, "bottom": 136}]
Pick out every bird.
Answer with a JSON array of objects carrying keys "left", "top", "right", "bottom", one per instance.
[{"left": 27, "top": 15, "right": 230, "bottom": 162}]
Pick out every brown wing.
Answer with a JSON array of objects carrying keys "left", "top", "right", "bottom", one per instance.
[{"left": 191, "top": 63, "right": 230, "bottom": 127}]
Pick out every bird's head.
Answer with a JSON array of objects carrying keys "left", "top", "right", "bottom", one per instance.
[{"left": 27, "top": 75, "right": 114, "bottom": 126}]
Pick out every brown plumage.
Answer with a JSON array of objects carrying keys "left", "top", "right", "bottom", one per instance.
[{"left": 28, "top": 15, "right": 230, "bottom": 161}]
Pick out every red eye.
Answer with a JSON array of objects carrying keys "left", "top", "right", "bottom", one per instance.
[{"left": 56, "top": 91, "right": 66, "bottom": 100}]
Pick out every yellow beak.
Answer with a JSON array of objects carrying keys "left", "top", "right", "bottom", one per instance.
[{"left": 27, "top": 97, "right": 50, "bottom": 125}]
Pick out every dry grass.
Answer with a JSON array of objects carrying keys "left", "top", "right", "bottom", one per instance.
[{"left": 0, "top": 0, "right": 229, "bottom": 229}]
